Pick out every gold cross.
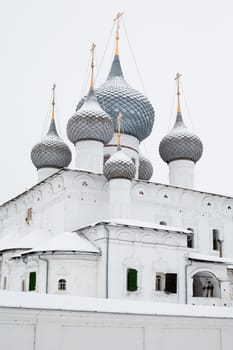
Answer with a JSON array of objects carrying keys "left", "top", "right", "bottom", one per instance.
[
  {"left": 51, "top": 83, "right": 56, "bottom": 120},
  {"left": 175, "top": 72, "right": 182, "bottom": 112},
  {"left": 90, "top": 43, "right": 96, "bottom": 89},
  {"left": 113, "top": 12, "right": 123, "bottom": 56},
  {"left": 175, "top": 72, "right": 182, "bottom": 95},
  {"left": 117, "top": 113, "right": 122, "bottom": 145}
]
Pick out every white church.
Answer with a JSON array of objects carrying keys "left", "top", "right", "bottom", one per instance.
[{"left": 1, "top": 13, "right": 233, "bottom": 350}]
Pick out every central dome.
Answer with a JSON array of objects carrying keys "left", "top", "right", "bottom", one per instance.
[{"left": 77, "top": 55, "right": 155, "bottom": 142}]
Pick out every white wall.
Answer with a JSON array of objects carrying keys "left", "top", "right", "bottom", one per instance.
[{"left": 0, "top": 292, "right": 233, "bottom": 350}]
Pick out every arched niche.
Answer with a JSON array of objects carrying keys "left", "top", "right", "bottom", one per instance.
[
  {"left": 72, "top": 175, "right": 96, "bottom": 191},
  {"left": 131, "top": 183, "right": 150, "bottom": 199},
  {"left": 192, "top": 271, "right": 221, "bottom": 298}
]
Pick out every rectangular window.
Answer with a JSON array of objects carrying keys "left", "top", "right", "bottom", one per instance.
[
  {"left": 127, "top": 268, "right": 138, "bottom": 292},
  {"left": 155, "top": 273, "right": 164, "bottom": 291},
  {"left": 29, "top": 272, "right": 36, "bottom": 291},
  {"left": 165, "top": 273, "right": 177, "bottom": 294},
  {"left": 187, "top": 228, "right": 194, "bottom": 248},
  {"left": 25, "top": 208, "right": 32, "bottom": 224},
  {"left": 21, "top": 279, "right": 25, "bottom": 291},
  {"left": 3, "top": 277, "right": 7, "bottom": 290},
  {"left": 213, "top": 230, "right": 219, "bottom": 251}
]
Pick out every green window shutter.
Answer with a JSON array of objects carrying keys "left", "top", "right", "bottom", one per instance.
[
  {"left": 29, "top": 272, "right": 36, "bottom": 291},
  {"left": 127, "top": 268, "right": 138, "bottom": 292},
  {"left": 165, "top": 273, "right": 177, "bottom": 294}
]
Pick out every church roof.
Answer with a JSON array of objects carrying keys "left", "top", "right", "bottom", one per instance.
[
  {"left": 0, "top": 229, "right": 52, "bottom": 252},
  {"left": 18, "top": 231, "right": 100, "bottom": 256},
  {"left": 75, "top": 219, "right": 191, "bottom": 235}
]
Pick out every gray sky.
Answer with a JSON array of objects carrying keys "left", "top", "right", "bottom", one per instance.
[{"left": 1, "top": 0, "right": 233, "bottom": 204}]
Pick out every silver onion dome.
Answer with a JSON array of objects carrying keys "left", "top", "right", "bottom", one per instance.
[
  {"left": 138, "top": 153, "right": 153, "bottom": 180},
  {"left": 159, "top": 112, "right": 203, "bottom": 163},
  {"left": 77, "top": 55, "right": 155, "bottom": 142},
  {"left": 31, "top": 119, "right": 72, "bottom": 169},
  {"left": 67, "top": 88, "right": 114, "bottom": 145},
  {"left": 104, "top": 146, "right": 136, "bottom": 180}
]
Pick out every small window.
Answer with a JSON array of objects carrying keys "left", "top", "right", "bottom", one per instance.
[
  {"left": 3, "top": 277, "right": 7, "bottom": 290},
  {"left": 155, "top": 273, "right": 164, "bottom": 291},
  {"left": 21, "top": 279, "right": 25, "bottom": 291},
  {"left": 187, "top": 228, "right": 194, "bottom": 248},
  {"left": 58, "top": 279, "right": 66, "bottom": 291},
  {"left": 25, "top": 208, "right": 32, "bottom": 224},
  {"left": 127, "top": 268, "right": 138, "bottom": 292},
  {"left": 213, "top": 229, "right": 219, "bottom": 251},
  {"left": 165, "top": 273, "right": 177, "bottom": 294},
  {"left": 29, "top": 271, "right": 36, "bottom": 291},
  {"left": 159, "top": 221, "right": 167, "bottom": 226}
]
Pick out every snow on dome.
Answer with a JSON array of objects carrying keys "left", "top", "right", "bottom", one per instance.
[
  {"left": 20, "top": 231, "right": 100, "bottom": 255},
  {"left": 67, "top": 88, "right": 114, "bottom": 145},
  {"left": 31, "top": 119, "right": 72, "bottom": 170},
  {"left": 103, "top": 146, "right": 136, "bottom": 180},
  {"left": 159, "top": 112, "right": 203, "bottom": 163},
  {"left": 138, "top": 153, "right": 153, "bottom": 180}
]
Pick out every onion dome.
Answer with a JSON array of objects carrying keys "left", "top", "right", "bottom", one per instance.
[
  {"left": 31, "top": 85, "right": 72, "bottom": 170},
  {"left": 67, "top": 88, "right": 114, "bottom": 145},
  {"left": 139, "top": 153, "right": 153, "bottom": 180},
  {"left": 96, "top": 56, "right": 154, "bottom": 142},
  {"left": 76, "top": 15, "right": 155, "bottom": 142},
  {"left": 159, "top": 73, "right": 203, "bottom": 164},
  {"left": 67, "top": 43, "right": 114, "bottom": 145},
  {"left": 104, "top": 146, "right": 136, "bottom": 180}
]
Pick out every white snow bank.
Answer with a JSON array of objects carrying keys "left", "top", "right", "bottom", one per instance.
[{"left": 0, "top": 291, "right": 232, "bottom": 319}]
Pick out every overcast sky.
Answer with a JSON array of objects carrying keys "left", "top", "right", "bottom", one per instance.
[{"left": 0, "top": 0, "right": 233, "bottom": 204}]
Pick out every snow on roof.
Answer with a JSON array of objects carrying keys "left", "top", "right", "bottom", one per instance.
[
  {"left": 20, "top": 231, "right": 100, "bottom": 255},
  {"left": 76, "top": 218, "right": 190, "bottom": 234},
  {"left": 0, "top": 229, "right": 53, "bottom": 252},
  {"left": 0, "top": 291, "right": 233, "bottom": 319},
  {"left": 189, "top": 252, "right": 233, "bottom": 264}
]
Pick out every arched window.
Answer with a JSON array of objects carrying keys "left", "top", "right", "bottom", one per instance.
[
  {"left": 58, "top": 279, "right": 66, "bottom": 291},
  {"left": 187, "top": 228, "right": 194, "bottom": 248},
  {"left": 127, "top": 269, "right": 138, "bottom": 292},
  {"left": 192, "top": 271, "right": 221, "bottom": 298}
]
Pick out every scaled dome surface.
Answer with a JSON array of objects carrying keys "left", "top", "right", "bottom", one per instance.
[
  {"left": 159, "top": 112, "right": 203, "bottom": 163},
  {"left": 104, "top": 147, "right": 136, "bottom": 180},
  {"left": 31, "top": 120, "right": 72, "bottom": 170},
  {"left": 77, "top": 56, "right": 155, "bottom": 142},
  {"left": 138, "top": 154, "right": 153, "bottom": 180},
  {"left": 67, "top": 89, "right": 114, "bottom": 145}
]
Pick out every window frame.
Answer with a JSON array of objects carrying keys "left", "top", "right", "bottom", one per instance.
[
  {"left": 29, "top": 271, "right": 36, "bottom": 291},
  {"left": 58, "top": 279, "right": 67, "bottom": 291},
  {"left": 127, "top": 268, "right": 138, "bottom": 292}
]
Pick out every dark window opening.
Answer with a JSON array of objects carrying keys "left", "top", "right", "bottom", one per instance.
[
  {"left": 3, "top": 277, "right": 7, "bottom": 290},
  {"left": 155, "top": 274, "right": 163, "bottom": 291},
  {"left": 165, "top": 273, "right": 177, "bottom": 294},
  {"left": 58, "top": 279, "right": 66, "bottom": 291},
  {"left": 160, "top": 221, "right": 167, "bottom": 226},
  {"left": 187, "top": 228, "right": 194, "bottom": 248},
  {"left": 29, "top": 272, "right": 36, "bottom": 291},
  {"left": 21, "top": 279, "right": 25, "bottom": 291},
  {"left": 127, "top": 268, "right": 138, "bottom": 292},
  {"left": 213, "top": 229, "right": 219, "bottom": 251}
]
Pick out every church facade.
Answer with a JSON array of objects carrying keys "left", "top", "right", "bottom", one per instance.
[{"left": 1, "top": 15, "right": 233, "bottom": 309}]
